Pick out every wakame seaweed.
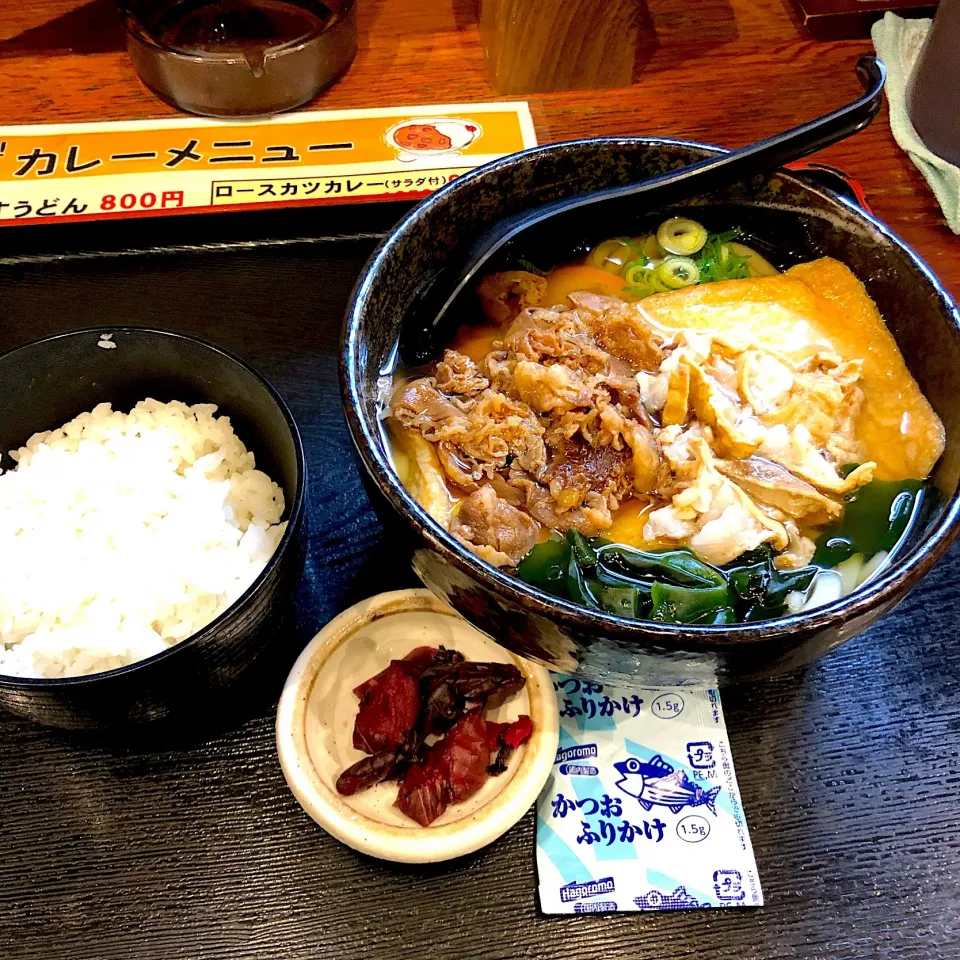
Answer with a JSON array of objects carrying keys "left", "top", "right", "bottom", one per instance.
[
  {"left": 812, "top": 477, "right": 926, "bottom": 568},
  {"left": 516, "top": 533, "right": 815, "bottom": 625},
  {"left": 514, "top": 477, "right": 931, "bottom": 626}
]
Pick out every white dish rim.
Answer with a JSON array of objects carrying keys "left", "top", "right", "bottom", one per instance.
[{"left": 276, "top": 588, "right": 559, "bottom": 863}]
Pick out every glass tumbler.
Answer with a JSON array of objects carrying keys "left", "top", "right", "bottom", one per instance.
[{"left": 119, "top": 0, "right": 358, "bottom": 118}]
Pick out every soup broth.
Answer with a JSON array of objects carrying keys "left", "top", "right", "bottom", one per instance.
[{"left": 385, "top": 219, "right": 944, "bottom": 625}]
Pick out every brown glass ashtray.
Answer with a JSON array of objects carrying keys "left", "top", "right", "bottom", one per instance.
[{"left": 121, "top": 0, "right": 357, "bottom": 118}]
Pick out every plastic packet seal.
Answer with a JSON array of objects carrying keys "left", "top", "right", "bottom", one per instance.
[{"left": 536, "top": 676, "right": 762, "bottom": 914}]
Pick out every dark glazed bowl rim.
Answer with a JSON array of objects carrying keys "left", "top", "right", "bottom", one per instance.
[
  {"left": 342, "top": 136, "right": 960, "bottom": 650},
  {"left": 0, "top": 326, "right": 306, "bottom": 688}
]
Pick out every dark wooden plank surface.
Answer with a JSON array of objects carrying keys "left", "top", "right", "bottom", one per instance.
[
  {"left": 1, "top": 236, "right": 959, "bottom": 959},
  {"left": 3, "top": 0, "right": 960, "bottom": 952},
  {"left": 2, "top": 0, "right": 960, "bottom": 301}
]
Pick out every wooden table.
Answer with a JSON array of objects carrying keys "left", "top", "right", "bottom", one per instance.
[
  {"left": 1, "top": 3, "right": 960, "bottom": 960},
  {"left": 1, "top": 0, "right": 958, "bottom": 290}
]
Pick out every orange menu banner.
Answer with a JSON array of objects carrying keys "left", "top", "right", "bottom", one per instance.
[{"left": 0, "top": 102, "right": 537, "bottom": 225}]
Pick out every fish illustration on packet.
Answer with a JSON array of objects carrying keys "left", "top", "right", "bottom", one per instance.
[
  {"left": 614, "top": 755, "right": 722, "bottom": 815},
  {"left": 536, "top": 679, "right": 762, "bottom": 914}
]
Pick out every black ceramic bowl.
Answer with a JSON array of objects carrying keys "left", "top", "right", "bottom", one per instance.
[
  {"left": 342, "top": 138, "right": 960, "bottom": 686},
  {"left": 0, "top": 327, "right": 306, "bottom": 730}
]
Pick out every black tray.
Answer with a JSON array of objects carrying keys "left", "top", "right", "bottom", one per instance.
[{"left": 2, "top": 195, "right": 960, "bottom": 960}]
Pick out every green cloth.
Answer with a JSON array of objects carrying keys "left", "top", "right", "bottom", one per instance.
[{"left": 872, "top": 12, "right": 960, "bottom": 233}]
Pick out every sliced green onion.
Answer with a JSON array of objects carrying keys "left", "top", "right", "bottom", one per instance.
[
  {"left": 656, "top": 256, "right": 701, "bottom": 289},
  {"left": 624, "top": 261, "right": 670, "bottom": 294},
  {"left": 641, "top": 234, "right": 661, "bottom": 260},
  {"left": 647, "top": 271, "right": 669, "bottom": 292},
  {"left": 588, "top": 238, "right": 641, "bottom": 274},
  {"left": 623, "top": 262, "right": 651, "bottom": 286},
  {"left": 657, "top": 217, "right": 709, "bottom": 256}
]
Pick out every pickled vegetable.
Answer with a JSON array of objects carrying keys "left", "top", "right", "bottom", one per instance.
[{"left": 337, "top": 647, "right": 533, "bottom": 826}]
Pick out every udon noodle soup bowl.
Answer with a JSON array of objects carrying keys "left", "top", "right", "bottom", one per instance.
[
  {"left": 0, "top": 328, "right": 306, "bottom": 731},
  {"left": 342, "top": 138, "right": 960, "bottom": 686}
]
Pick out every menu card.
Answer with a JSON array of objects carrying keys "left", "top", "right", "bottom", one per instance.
[{"left": 0, "top": 102, "right": 537, "bottom": 225}]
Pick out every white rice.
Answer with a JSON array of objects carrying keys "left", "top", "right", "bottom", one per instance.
[{"left": 0, "top": 399, "right": 288, "bottom": 679}]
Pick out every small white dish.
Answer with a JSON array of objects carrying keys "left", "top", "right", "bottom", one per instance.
[{"left": 276, "top": 589, "right": 559, "bottom": 863}]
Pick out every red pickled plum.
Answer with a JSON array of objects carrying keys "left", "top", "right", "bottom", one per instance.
[
  {"left": 396, "top": 713, "right": 491, "bottom": 825},
  {"left": 395, "top": 749, "right": 448, "bottom": 826},
  {"left": 433, "top": 712, "right": 491, "bottom": 804},
  {"left": 353, "top": 662, "right": 420, "bottom": 753},
  {"left": 352, "top": 646, "right": 465, "bottom": 753},
  {"left": 337, "top": 647, "right": 534, "bottom": 826}
]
